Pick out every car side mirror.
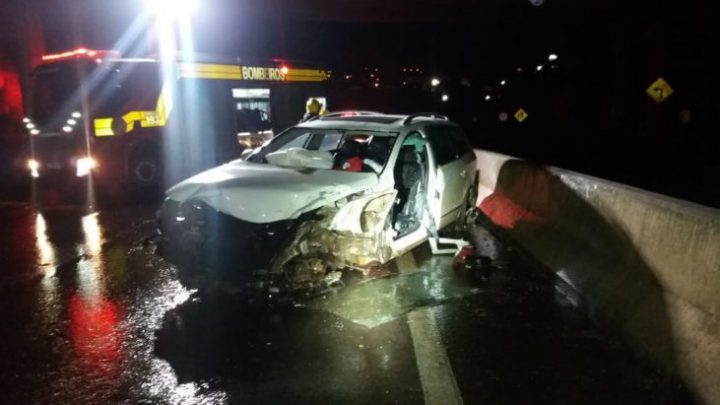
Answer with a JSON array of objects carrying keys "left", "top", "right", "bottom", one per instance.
[{"left": 240, "top": 148, "right": 256, "bottom": 160}]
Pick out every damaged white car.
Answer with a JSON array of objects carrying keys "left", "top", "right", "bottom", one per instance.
[{"left": 157, "top": 112, "right": 478, "bottom": 291}]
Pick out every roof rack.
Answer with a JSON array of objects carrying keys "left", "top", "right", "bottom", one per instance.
[
  {"left": 308, "top": 111, "right": 383, "bottom": 121},
  {"left": 402, "top": 113, "right": 448, "bottom": 126}
]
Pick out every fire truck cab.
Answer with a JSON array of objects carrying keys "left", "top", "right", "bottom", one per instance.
[{"left": 24, "top": 48, "right": 328, "bottom": 197}]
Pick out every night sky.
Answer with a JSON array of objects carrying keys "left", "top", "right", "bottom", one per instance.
[{"left": 2, "top": 0, "right": 720, "bottom": 205}]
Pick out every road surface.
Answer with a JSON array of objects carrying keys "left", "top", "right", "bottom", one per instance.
[{"left": 0, "top": 201, "right": 691, "bottom": 404}]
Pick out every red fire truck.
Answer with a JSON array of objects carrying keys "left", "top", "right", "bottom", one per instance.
[{"left": 24, "top": 48, "right": 328, "bottom": 197}]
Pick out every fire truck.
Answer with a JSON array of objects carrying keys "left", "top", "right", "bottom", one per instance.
[{"left": 24, "top": 48, "right": 328, "bottom": 196}]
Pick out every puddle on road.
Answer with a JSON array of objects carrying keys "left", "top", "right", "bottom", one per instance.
[{"left": 301, "top": 256, "right": 481, "bottom": 328}]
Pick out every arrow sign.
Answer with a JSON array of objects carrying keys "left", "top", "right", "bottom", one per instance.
[{"left": 647, "top": 77, "right": 674, "bottom": 104}]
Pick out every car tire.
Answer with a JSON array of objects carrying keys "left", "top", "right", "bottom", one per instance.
[
  {"left": 463, "top": 180, "right": 480, "bottom": 227},
  {"left": 443, "top": 180, "right": 478, "bottom": 239}
]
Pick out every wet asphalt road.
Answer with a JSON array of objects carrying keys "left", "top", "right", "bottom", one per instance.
[{"left": 0, "top": 201, "right": 691, "bottom": 404}]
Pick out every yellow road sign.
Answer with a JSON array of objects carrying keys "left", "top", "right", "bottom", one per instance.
[
  {"left": 647, "top": 77, "right": 674, "bottom": 104},
  {"left": 515, "top": 108, "right": 528, "bottom": 123}
]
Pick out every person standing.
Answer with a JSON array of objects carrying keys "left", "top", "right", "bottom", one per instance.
[{"left": 301, "top": 98, "right": 322, "bottom": 122}]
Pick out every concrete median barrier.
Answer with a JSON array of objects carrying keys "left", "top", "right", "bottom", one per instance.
[{"left": 474, "top": 149, "right": 720, "bottom": 404}]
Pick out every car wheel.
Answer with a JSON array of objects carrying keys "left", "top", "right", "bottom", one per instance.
[
  {"left": 464, "top": 179, "right": 479, "bottom": 225},
  {"left": 443, "top": 182, "right": 478, "bottom": 239}
]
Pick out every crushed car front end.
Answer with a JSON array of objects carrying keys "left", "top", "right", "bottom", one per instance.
[
  {"left": 157, "top": 189, "right": 398, "bottom": 292},
  {"left": 157, "top": 198, "right": 302, "bottom": 282},
  {"left": 155, "top": 155, "right": 400, "bottom": 292}
]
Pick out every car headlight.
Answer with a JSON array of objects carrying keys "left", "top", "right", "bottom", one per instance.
[{"left": 76, "top": 157, "right": 97, "bottom": 177}]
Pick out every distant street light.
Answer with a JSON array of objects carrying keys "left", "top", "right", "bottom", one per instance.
[
  {"left": 500, "top": 80, "right": 507, "bottom": 86},
  {"left": 485, "top": 95, "right": 492, "bottom": 101},
  {"left": 548, "top": 53, "right": 558, "bottom": 61},
  {"left": 431, "top": 77, "right": 441, "bottom": 87},
  {"left": 536, "top": 65, "right": 544, "bottom": 71},
  {"left": 441, "top": 94, "right": 449, "bottom": 102}
]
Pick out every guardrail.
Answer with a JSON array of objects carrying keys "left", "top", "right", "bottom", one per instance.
[{"left": 473, "top": 149, "right": 720, "bottom": 404}]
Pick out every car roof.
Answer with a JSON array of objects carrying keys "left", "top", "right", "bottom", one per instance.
[{"left": 296, "top": 113, "right": 457, "bottom": 133}]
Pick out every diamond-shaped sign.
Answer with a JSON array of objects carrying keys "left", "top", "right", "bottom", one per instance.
[
  {"left": 647, "top": 77, "right": 674, "bottom": 104},
  {"left": 514, "top": 108, "right": 528, "bottom": 123}
]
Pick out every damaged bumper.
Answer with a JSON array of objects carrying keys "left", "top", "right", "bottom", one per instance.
[
  {"left": 157, "top": 190, "right": 398, "bottom": 292},
  {"left": 157, "top": 199, "right": 299, "bottom": 278}
]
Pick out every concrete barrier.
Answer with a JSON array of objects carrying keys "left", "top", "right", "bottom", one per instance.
[{"left": 474, "top": 149, "right": 720, "bottom": 404}]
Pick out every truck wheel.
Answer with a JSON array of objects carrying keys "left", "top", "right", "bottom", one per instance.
[{"left": 129, "top": 151, "right": 161, "bottom": 198}]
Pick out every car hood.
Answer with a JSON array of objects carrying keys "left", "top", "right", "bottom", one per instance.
[{"left": 165, "top": 160, "right": 380, "bottom": 223}]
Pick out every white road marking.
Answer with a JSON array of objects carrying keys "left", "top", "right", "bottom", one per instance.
[{"left": 397, "top": 252, "right": 464, "bottom": 405}]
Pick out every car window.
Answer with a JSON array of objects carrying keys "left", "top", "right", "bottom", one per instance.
[
  {"left": 279, "top": 132, "right": 311, "bottom": 150},
  {"left": 249, "top": 128, "right": 397, "bottom": 172},
  {"left": 314, "top": 132, "right": 344, "bottom": 152},
  {"left": 424, "top": 125, "right": 472, "bottom": 166}
]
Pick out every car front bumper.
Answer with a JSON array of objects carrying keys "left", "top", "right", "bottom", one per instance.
[{"left": 157, "top": 198, "right": 299, "bottom": 280}]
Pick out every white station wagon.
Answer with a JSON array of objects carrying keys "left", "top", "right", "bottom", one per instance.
[{"left": 157, "top": 112, "right": 478, "bottom": 291}]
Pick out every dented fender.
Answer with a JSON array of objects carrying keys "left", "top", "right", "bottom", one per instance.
[
  {"left": 329, "top": 190, "right": 398, "bottom": 235},
  {"left": 271, "top": 190, "right": 399, "bottom": 288}
]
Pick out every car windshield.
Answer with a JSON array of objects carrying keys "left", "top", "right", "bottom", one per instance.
[{"left": 247, "top": 127, "right": 397, "bottom": 173}]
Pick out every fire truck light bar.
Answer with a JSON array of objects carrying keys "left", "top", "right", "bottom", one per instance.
[{"left": 42, "top": 48, "right": 119, "bottom": 62}]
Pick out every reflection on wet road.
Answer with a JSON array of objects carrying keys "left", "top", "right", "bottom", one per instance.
[
  {"left": 304, "top": 255, "right": 479, "bottom": 328},
  {"left": 0, "top": 203, "right": 690, "bottom": 404},
  {"left": 0, "top": 204, "right": 223, "bottom": 404}
]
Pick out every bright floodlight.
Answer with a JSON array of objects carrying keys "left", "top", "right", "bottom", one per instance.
[
  {"left": 145, "top": 0, "right": 198, "bottom": 18},
  {"left": 23, "top": 117, "right": 31, "bottom": 123},
  {"left": 26, "top": 123, "right": 35, "bottom": 129},
  {"left": 441, "top": 94, "right": 449, "bottom": 102},
  {"left": 548, "top": 53, "right": 558, "bottom": 61},
  {"left": 30, "top": 129, "right": 40, "bottom": 135},
  {"left": 500, "top": 80, "right": 507, "bottom": 86},
  {"left": 62, "top": 126, "right": 73, "bottom": 133},
  {"left": 431, "top": 78, "right": 441, "bottom": 87},
  {"left": 67, "top": 119, "right": 77, "bottom": 126},
  {"left": 72, "top": 111, "right": 82, "bottom": 118},
  {"left": 485, "top": 95, "right": 492, "bottom": 101},
  {"left": 536, "top": 64, "right": 544, "bottom": 71}
]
